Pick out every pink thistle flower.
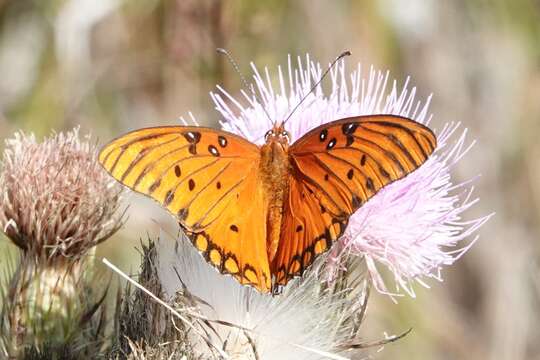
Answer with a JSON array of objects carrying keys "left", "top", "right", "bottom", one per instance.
[{"left": 211, "top": 54, "right": 492, "bottom": 297}]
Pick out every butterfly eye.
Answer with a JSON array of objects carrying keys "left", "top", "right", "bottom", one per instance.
[
  {"left": 264, "top": 130, "right": 273, "bottom": 140},
  {"left": 281, "top": 130, "right": 290, "bottom": 141}
]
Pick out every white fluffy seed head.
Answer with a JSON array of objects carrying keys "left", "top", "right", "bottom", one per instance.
[{"left": 157, "top": 232, "right": 368, "bottom": 360}]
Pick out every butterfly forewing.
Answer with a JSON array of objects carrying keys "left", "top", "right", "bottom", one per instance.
[
  {"left": 272, "top": 115, "right": 437, "bottom": 286},
  {"left": 99, "top": 126, "right": 272, "bottom": 292}
]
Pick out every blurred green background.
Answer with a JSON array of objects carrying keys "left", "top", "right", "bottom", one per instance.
[{"left": 0, "top": 0, "right": 539, "bottom": 359}]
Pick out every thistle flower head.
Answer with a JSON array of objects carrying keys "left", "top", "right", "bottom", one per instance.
[
  {"left": 0, "top": 128, "right": 124, "bottom": 259},
  {"left": 211, "top": 54, "right": 491, "bottom": 297}
]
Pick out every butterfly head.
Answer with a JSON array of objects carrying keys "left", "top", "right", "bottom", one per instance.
[{"left": 264, "top": 123, "right": 291, "bottom": 147}]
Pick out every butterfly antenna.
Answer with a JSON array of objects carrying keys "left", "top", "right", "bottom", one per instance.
[
  {"left": 217, "top": 48, "right": 274, "bottom": 124},
  {"left": 283, "top": 50, "right": 351, "bottom": 125}
]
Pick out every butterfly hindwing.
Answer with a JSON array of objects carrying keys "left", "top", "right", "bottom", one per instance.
[
  {"left": 272, "top": 115, "right": 437, "bottom": 286},
  {"left": 99, "top": 126, "right": 271, "bottom": 292},
  {"left": 271, "top": 174, "right": 348, "bottom": 285},
  {"left": 185, "top": 169, "right": 271, "bottom": 291}
]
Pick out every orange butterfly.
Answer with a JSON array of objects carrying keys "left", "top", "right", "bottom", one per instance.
[{"left": 99, "top": 115, "right": 436, "bottom": 293}]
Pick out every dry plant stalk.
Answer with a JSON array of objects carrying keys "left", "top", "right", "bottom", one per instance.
[{"left": 111, "top": 239, "right": 194, "bottom": 359}]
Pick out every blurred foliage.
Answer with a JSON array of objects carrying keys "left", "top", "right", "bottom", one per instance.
[{"left": 0, "top": 0, "right": 539, "bottom": 359}]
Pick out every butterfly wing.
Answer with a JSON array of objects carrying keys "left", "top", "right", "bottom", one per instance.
[
  {"left": 99, "top": 126, "right": 271, "bottom": 292},
  {"left": 271, "top": 115, "right": 437, "bottom": 286}
]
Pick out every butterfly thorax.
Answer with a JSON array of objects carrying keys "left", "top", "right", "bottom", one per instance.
[{"left": 260, "top": 124, "right": 291, "bottom": 262}]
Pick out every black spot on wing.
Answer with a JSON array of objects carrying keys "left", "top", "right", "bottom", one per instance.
[
  {"left": 366, "top": 178, "right": 375, "bottom": 192},
  {"left": 149, "top": 179, "right": 161, "bottom": 193},
  {"left": 178, "top": 208, "right": 189, "bottom": 221},
  {"left": 218, "top": 135, "right": 228, "bottom": 148},
  {"left": 327, "top": 138, "right": 337, "bottom": 150},
  {"left": 342, "top": 122, "right": 358, "bottom": 135},
  {"left": 379, "top": 166, "right": 391, "bottom": 179},
  {"left": 164, "top": 190, "right": 174, "bottom": 205},
  {"left": 182, "top": 131, "right": 201, "bottom": 144},
  {"left": 352, "top": 194, "right": 362, "bottom": 208},
  {"left": 208, "top": 144, "right": 220, "bottom": 157}
]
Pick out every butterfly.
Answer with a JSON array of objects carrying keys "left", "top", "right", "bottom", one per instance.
[{"left": 99, "top": 115, "right": 436, "bottom": 293}]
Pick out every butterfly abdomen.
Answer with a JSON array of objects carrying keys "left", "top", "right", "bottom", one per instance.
[{"left": 259, "top": 140, "right": 291, "bottom": 263}]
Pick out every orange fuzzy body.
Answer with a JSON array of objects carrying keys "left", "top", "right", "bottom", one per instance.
[{"left": 259, "top": 131, "right": 290, "bottom": 263}]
